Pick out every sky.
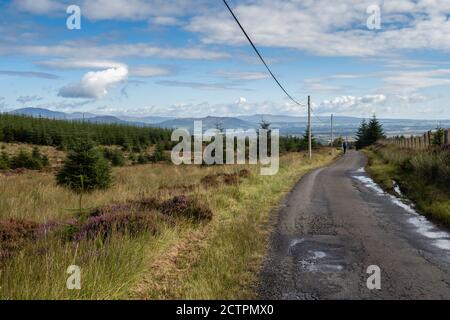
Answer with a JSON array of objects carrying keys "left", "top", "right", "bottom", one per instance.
[{"left": 0, "top": 0, "right": 450, "bottom": 119}]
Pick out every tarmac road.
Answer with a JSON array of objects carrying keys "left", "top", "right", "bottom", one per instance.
[{"left": 258, "top": 150, "right": 450, "bottom": 299}]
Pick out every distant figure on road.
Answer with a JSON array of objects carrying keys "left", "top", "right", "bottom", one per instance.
[{"left": 342, "top": 141, "right": 348, "bottom": 154}]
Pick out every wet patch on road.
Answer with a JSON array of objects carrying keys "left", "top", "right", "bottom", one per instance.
[
  {"left": 284, "top": 235, "right": 361, "bottom": 299},
  {"left": 352, "top": 167, "right": 450, "bottom": 254}
]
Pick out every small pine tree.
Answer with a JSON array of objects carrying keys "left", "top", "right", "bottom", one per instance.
[
  {"left": 0, "top": 151, "right": 9, "bottom": 169},
  {"left": 355, "top": 119, "right": 368, "bottom": 150},
  {"left": 366, "top": 114, "right": 385, "bottom": 145},
  {"left": 299, "top": 126, "right": 317, "bottom": 150},
  {"left": 151, "top": 144, "right": 168, "bottom": 162},
  {"left": 355, "top": 115, "right": 385, "bottom": 149},
  {"left": 432, "top": 127, "right": 445, "bottom": 146},
  {"left": 56, "top": 141, "right": 112, "bottom": 193},
  {"left": 11, "top": 148, "right": 46, "bottom": 170}
]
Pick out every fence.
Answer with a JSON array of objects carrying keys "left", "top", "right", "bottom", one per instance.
[{"left": 379, "top": 128, "right": 450, "bottom": 149}]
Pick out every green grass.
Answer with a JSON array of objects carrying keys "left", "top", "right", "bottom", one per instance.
[
  {"left": 364, "top": 144, "right": 450, "bottom": 226},
  {"left": 133, "top": 150, "right": 338, "bottom": 299},
  {"left": 0, "top": 146, "right": 338, "bottom": 299}
]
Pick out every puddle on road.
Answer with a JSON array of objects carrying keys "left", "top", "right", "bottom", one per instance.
[
  {"left": 289, "top": 237, "right": 346, "bottom": 273},
  {"left": 353, "top": 167, "right": 450, "bottom": 251}
]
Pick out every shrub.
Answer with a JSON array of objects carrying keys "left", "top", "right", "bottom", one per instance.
[
  {"left": 150, "top": 144, "right": 168, "bottom": 162},
  {"left": 0, "top": 151, "right": 10, "bottom": 169},
  {"left": 159, "top": 195, "right": 213, "bottom": 221},
  {"left": 103, "top": 148, "right": 125, "bottom": 167},
  {"left": 10, "top": 147, "right": 49, "bottom": 170},
  {"left": 56, "top": 141, "right": 112, "bottom": 193},
  {"left": 432, "top": 127, "right": 445, "bottom": 146},
  {"left": 137, "top": 153, "right": 148, "bottom": 165},
  {"left": 73, "top": 213, "right": 159, "bottom": 241},
  {"left": 0, "top": 219, "right": 39, "bottom": 259},
  {"left": 409, "top": 149, "right": 450, "bottom": 187}
]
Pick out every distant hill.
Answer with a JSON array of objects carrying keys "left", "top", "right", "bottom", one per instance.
[
  {"left": 119, "top": 115, "right": 175, "bottom": 124},
  {"left": 10, "top": 107, "right": 67, "bottom": 119},
  {"left": 82, "top": 116, "right": 130, "bottom": 125},
  {"left": 157, "top": 116, "right": 252, "bottom": 130},
  {"left": 6, "top": 107, "right": 450, "bottom": 138}
]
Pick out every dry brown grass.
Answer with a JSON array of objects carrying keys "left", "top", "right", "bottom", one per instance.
[
  {"left": 0, "top": 142, "right": 65, "bottom": 170},
  {"left": 0, "top": 144, "right": 338, "bottom": 299}
]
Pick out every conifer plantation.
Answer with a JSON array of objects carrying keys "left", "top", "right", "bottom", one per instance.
[{"left": 0, "top": 114, "right": 172, "bottom": 150}]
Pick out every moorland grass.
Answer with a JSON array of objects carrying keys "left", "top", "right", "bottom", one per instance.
[
  {"left": 1, "top": 147, "right": 337, "bottom": 299},
  {"left": 364, "top": 144, "right": 450, "bottom": 226}
]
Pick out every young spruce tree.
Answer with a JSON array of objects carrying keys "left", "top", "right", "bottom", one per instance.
[{"left": 56, "top": 141, "right": 112, "bottom": 193}]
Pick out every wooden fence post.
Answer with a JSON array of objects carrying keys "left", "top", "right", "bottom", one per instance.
[{"left": 445, "top": 129, "right": 449, "bottom": 145}]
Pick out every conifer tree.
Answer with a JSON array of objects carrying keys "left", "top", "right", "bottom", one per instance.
[{"left": 56, "top": 140, "right": 112, "bottom": 193}]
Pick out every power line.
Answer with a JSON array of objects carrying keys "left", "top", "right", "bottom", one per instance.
[
  {"left": 222, "top": 0, "right": 331, "bottom": 125},
  {"left": 222, "top": 0, "right": 306, "bottom": 108}
]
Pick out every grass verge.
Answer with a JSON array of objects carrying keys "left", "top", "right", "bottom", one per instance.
[
  {"left": 133, "top": 149, "right": 338, "bottom": 299},
  {"left": 364, "top": 144, "right": 450, "bottom": 226}
]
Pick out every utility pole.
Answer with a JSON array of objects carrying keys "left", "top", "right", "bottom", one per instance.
[
  {"left": 331, "top": 113, "right": 334, "bottom": 155},
  {"left": 308, "top": 95, "right": 312, "bottom": 160}
]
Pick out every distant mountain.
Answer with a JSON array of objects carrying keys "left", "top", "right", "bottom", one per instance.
[
  {"left": 82, "top": 116, "right": 130, "bottom": 125},
  {"left": 10, "top": 107, "right": 67, "bottom": 119},
  {"left": 118, "top": 115, "right": 175, "bottom": 124},
  {"left": 6, "top": 107, "right": 450, "bottom": 138},
  {"left": 66, "top": 112, "right": 97, "bottom": 119},
  {"left": 157, "top": 116, "right": 252, "bottom": 130},
  {"left": 237, "top": 114, "right": 306, "bottom": 123}
]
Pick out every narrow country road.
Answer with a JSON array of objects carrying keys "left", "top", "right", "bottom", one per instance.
[{"left": 259, "top": 150, "right": 450, "bottom": 299}]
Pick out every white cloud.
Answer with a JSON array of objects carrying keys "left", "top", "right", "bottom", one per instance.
[
  {"left": 152, "top": 16, "right": 183, "bottom": 26},
  {"left": 236, "top": 97, "right": 247, "bottom": 104},
  {"left": 38, "top": 59, "right": 124, "bottom": 70},
  {"left": 216, "top": 71, "right": 270, "bottom": 81},
  {"left": 1, "top": 43, "right": 228, "bottom": 60},
  {"left": 382, "top": 69, "right": 450, "bottom": 94},
  {"left": 59, "top": 65, "right": 128, "bottom": 99},
  {"left": 17, "top": 95, "right": 43, "bottom": 104},
  {"left": 316, "top": 94, "right": 387, "bottom": 114},
  {"left": 0, "top": 70, "right": 58, "bottom": 79},
  {"left": 129, "top": 66, "right": 171, "bottom": 77},
  {"left": 186, "top": 0, "right": 450, "bottom": 57},
  {"left": 13, "top": 0, "right": 63, "bottom": 14},
  {"left": 81, "top": 0, "right": 209, "bottom": 21},
  {"left": 39, "top": 59, "right": 171, "bottom": 77}
]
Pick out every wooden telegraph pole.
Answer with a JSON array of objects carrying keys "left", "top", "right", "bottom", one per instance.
[{"left": 308, "top": 95, "right": 312, "bottom": 160}]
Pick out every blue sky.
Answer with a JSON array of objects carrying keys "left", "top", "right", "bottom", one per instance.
[{"left": 0, "top": 0, "right": 450, "bottom": 119}]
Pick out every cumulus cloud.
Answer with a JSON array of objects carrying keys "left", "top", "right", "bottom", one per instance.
[
  {"left": 316, "top": 94, "right": 387, "bottom": 114},
  {"left": 59, "top": 65, "right": 128, "bottom": 99}
]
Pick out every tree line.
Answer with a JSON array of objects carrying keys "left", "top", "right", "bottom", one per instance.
[
  {"left": 0, "top": 114, "right": 172, "bottom": 151},
  {"left": 355, "top": 115, "right": 385, "bottom": 149}
]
